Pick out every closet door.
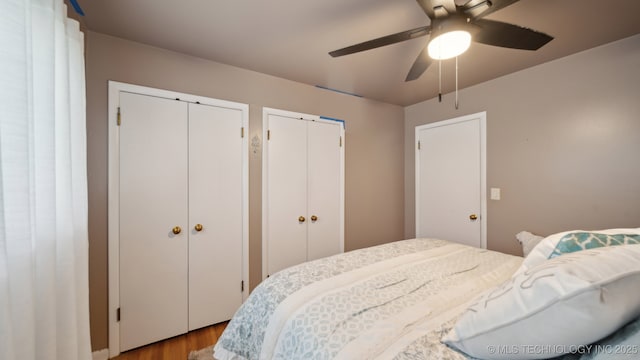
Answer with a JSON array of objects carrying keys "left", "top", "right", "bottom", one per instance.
[
  {"left": 119, "top": 93, "right": 188, "bottom": 351},
  {"left": 188, "top": 103, "right": 243, "bottom": 330},
  {"left": 264, "top": 114, "right": 308, "bottom": 276},
  {"left": 307, "top": 121, "right": 342, "bottom": 261}
]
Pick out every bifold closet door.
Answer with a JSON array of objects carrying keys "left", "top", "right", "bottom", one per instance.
[
  {"left": 264, "top": 114, "right": 343, "bottom": 277},
  {"left": 264, "top": 115, "right": 308, "bottom": 276},
  {"left": 188, "top": 103, "right": 243, "bottom": 330},
  {"left": 307, "top": 121, "right": 342, "bottom": 261},
  {"left": 119, "top": 93, "right": 189, "bottom": 351}
]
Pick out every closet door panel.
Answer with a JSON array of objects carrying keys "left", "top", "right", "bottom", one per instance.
[
  {"left": 119, "top": 93, "right": 189, "bottom": 351},
  {"left": 307, "top": 121, "right": 342, "bottom": 261},
  {"left": 265, "top": 115, "right": 308, "bottom": 276},
  {"left": 188, "top": 104, "right": 243, "bottom": 330}
]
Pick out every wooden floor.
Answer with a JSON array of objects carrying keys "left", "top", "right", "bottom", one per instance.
[{"left": 113, "top": 321, "right": 228, "bottom": 360}]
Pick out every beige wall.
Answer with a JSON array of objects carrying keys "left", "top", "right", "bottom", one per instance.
[
  {"left": 86, "top": 31, "right": 405, "bottom": 350},
  {"left": 405, "top": 34, "right": 640, "bottom": 256}
]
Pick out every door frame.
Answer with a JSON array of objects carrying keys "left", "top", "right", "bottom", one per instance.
[
  {"left": 107, "top": 81, "right": 249, "bottom": 357},
  {"left": 261, "top": 107, "right": 345, "bottom": 280},
  {"left": 414, "top": 111, "right": 487, "bottom": 249}
]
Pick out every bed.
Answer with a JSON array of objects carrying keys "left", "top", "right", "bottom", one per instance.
[{"left": 214, "top": 234, "right": 640, "bottom": 360}]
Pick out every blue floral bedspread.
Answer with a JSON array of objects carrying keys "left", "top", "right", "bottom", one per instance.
[{"left": 214, "top": 239, "right": 523, "bottom": 360}]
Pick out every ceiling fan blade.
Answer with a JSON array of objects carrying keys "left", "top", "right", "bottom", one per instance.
[
  {"left": 474, "top": 19, "right": 553, "bottom": 50},
  {"left": 329, "top": 26, "right": 430, "bottom": 57},
  {"left": 416, "top": 0, "right": 457, "bottom": 19},
  {"left": 463, "top": 0, "right": 520, "bottom": 19},
  {"left": 405, "top": 47, "right": 433, "bottom": 81}
]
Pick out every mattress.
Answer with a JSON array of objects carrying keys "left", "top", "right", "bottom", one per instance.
[{"left": 214, "top": 238, "right": 523, "bottom": 359}]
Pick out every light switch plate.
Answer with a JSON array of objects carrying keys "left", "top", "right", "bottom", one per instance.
[{"left": 490, "top": 188, "right": 501, "bottom": 200}]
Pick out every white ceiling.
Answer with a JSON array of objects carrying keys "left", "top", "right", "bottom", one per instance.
[{"left": 72, "top": 0, "right": 640, "bottom": 106}]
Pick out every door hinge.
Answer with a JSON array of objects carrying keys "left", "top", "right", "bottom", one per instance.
[
  {"left": 117, "top": 107, "right": 121, "bottom": 126},
  {"left": 116, "top": 307, "right": 121, "bottom": 322},
  {"left": 241, "top": 280, "right": 244, "bottom": 292},
  {"left": 241, "top": 127, "right": 245, "bottom": 138},
  {"left": 267, "top": 130, "right": 270, "bottom": 140},
  {"left": 417, "top": 141, "right": 421, "bottom": 150},
  {"left": 339, "top": 136, "right": 342, "bottom": 147}
]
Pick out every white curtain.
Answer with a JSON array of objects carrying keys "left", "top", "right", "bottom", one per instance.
[{"left": 0, "top": 0, "right": 91, "bottom": 359}]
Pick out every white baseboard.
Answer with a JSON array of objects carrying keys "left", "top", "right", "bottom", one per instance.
[{"left": 92, "top": 349, "right": 109, "bottom": 360}]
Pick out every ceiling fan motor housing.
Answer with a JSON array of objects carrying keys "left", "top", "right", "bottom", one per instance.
[{"left": 430, "top": 14, "right": 478, "bottom": 40}]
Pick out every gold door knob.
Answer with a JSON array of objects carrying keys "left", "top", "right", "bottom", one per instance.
[
  {"left": 194, "top": 224, "right": 203, "bottom": 232},
  {"left": 469, "top": 214, "right": 478, "bottom": 221},
  {"left": 310, "top": 215, "right": 318, "bottom": 222},
  {"left": 172, "top": 226, "right": 182, "bottom": 235},
  {"left": 298, "top": 216, "right": 306, "bottom": 222}
]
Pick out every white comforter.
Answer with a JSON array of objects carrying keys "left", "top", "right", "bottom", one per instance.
[{"left": 214, "top": 239, "right": 522, "bottom": 360}]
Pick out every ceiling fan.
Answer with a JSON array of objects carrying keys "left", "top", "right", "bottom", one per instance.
[{"left": 329, "top": 0, "right": 553, "bottom": 81}]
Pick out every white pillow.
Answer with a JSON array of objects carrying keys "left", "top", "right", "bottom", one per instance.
[
  {"left": 516, "top": 228, "right": 640, "bottom": 276},
  {"left": 442, "top": 244, "right": 640, "bottom": 360},
  {"left": 515, "top": 231, "right": 544, "bottom": 257}
]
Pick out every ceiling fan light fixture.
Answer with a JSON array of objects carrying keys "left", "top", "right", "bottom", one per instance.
[{"left": 427, "top": 30, "right": 471, "bottom": 60}]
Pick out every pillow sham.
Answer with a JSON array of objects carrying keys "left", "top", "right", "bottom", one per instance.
[
  {"left": 516, "top": 228, "right": 640, "bottom": 276},
  {"left": 442, "top": 244, "right": 640, "bottom": 360},
  {"left": 515, "top": 231, "right": 544, "bottom": 257}
]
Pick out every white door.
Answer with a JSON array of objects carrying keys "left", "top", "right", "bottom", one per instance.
[
  {"left": 188, "top": 103, "right": 243, "bottom": 330},
  {"left": 119, "top": 92, "right": 189, "bottom": 351},
  {"left": 263, "top": 111, "right": 344, "bottom": 277},
  {"left": 415, "top": 112, "right": 486, "bottom": 248},
  {"left": 307, "top": 121, "right": 342, "bottom": 261},
  {"left": 109, "top": 81, "right": 249, "bottom": 356},
  {"left": 264, "top": 114, "right": 309, "bottom": 276}
]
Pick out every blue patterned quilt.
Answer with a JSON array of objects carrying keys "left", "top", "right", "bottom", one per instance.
[{"left": 213, "top": 239, "right": 522, "bottom": 360}]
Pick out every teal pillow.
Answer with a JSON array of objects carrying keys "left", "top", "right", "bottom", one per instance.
[{"left": 549, "top": 232, "right": 640, "bottom": 259}]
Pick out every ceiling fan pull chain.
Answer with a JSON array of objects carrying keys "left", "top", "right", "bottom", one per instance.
[
  {"left": 455, "top": 56, "right": 459, "bottom": 110},
  {"left": 438, "top": 58, "right": 442, "bottom": 102}
]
